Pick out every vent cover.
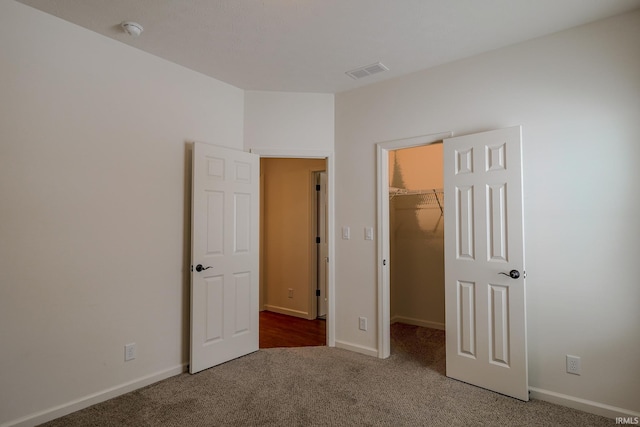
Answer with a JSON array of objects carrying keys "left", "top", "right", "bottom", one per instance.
[{"left": 345, "top": 62, "right": 389, "bottom": 80}]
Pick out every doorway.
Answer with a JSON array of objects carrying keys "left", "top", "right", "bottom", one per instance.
[
  {"left": 376, "top": 132, "right": 451, "bottom": 358},
  {"left": 377, "top": 127, "right": 528, "bottom": 400},
  {"left": 259, "top": 157, "right": 328, "bottom": 347},
  {"left": 388, "top": 144, "right": 445, "bottom": 336}
]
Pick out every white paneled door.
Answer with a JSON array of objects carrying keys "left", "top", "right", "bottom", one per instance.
[
  {"left": 444, "top": 126, "right": 528, "bottom": 401},
  {"left": 190, "top": 143, "right": 259, "bottom": 374}
]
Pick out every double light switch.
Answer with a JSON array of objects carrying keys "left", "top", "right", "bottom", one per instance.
[{"left": 342, "top": 226, "right": 374, "bottom": 240}]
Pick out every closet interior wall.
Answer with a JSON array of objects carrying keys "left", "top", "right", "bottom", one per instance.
[{"left": 389, "top": 143, "right": 445, "bottom": 329}]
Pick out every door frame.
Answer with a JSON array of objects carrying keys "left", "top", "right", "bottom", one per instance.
[
  {"left": 309, "top": 169, "right": 327, "bottom": 320},
  {"left": 312, "top": 170, "right": 328, "bottom": 319},
  {"left": 376, "top": 132, "right": 451, "bottom": 358},
  {"left": 251, "top": 148, "right": 335, "bottom": 347}
]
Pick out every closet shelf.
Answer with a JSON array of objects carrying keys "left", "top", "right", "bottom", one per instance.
[{"left": 389, "top": 187, "right": 443, "bottom": 215}]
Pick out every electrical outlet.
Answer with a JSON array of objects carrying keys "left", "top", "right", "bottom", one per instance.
[
  {"left": 288, "top": 288, "right": 293, "bottom": 298},
  {"left": 125, "top": 343, "right": 136, "bottom": 361},
  {"left": 566, "top": 355, "right": 581, "bottom": 375},
  {"left": 358, "top": 317, "right": 368, "bottom": 331}
]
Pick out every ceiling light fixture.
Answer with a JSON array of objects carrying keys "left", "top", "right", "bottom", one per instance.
[{"left": 121, "top": 21, "right": 143, "bottom": 37}]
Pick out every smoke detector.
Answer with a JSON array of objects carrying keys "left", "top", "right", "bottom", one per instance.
[
  {"left": 121, "top": 21, "right": 143, "bottom": 37},
  {"left": 345, "top": 62, "right": 389, "bottom": 80}
]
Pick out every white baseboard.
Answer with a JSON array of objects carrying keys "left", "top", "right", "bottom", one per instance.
[
  {"left": 3, "top": 364, "right": 187, "bottom": 427},
  {"left": 391, "top": 315, "right": 445, "bottom": 330},
  {"left": 334, "top": 340, "right": 378, "bottom": 358},
  {"left": 529, "top": 387, "right": 640, "bottom": 420},
  {"left": 264, "top": 305, "right": 310, "bottom": 319}
]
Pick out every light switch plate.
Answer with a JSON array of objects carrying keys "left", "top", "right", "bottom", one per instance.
[
  {"left": 359, "top": 317, "right": 368, "bottom": 331},
  {"left": 342, "top": 226, "right": 350, "bottom": 240},
  {"left": 364, "top": 227, "right": 374, "bottom": 240}
]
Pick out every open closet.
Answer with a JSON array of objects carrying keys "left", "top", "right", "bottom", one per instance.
[{"left": 389, "top": 143, "right": 445, "bottom": 331}]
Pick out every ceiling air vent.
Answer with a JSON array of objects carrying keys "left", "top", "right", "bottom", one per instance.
[{"left": 345, "top": 62, "right": 389, "bottom": 80}]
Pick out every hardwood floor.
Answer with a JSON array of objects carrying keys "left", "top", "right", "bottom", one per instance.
[{"left": 259, "top": 311, "right": 326, "bottom": 348}]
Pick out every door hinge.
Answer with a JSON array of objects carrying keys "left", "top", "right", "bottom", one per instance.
[
  {"left": 316, "top": 184, "right": 320, "bottom": 191},
  {"left": 316, "top": 289, "right": 321, "bottom": 297},
  {"left": 190, "top": 265, "right": 193, "bottom": 272},
  {"left": 316, "top": 236, "right": 320, "bottom": 244}
]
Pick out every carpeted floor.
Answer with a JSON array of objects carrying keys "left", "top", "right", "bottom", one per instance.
[{"left": 39, "top": 324, "right": 610, "bottom": 426}]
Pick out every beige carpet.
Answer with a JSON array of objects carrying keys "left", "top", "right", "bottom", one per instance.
[{"left": 40, "top": 324, "right": 609, "bottom": 426}]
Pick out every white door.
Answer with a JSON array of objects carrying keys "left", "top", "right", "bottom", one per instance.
[
  {"left": 190, "top": 142, "right": 259, "bottom": 374},
  {"left": 444, "top": 126, "right": 528, "bottom": 401}
]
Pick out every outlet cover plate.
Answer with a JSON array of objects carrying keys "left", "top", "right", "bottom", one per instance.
[
  {"left": 125, "top": 343, "right": 136, "bottom": 361},
  {"left": 566, "top": 355, "right": 581, "bottom": 375},
  {"left": 358, "top": 317, "right": 367, "bottom": 331}
]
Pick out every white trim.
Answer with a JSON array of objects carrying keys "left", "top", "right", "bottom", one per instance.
[
  {"left": 376, "top": 132, "right": 452, "bottom": 150},
  {"left": 376, "top": 143, "right": 390, "bottom": 359},
  {"left": 3, "top": 364, "right": 187, "bottom": 427},
  {"left": 263, "top": 305, "right": 310, "bottom": 319},
  {"left": 376, "top": 131, "right": 452, "bottom": 359},
  {"left": 308, "top": 170, "right": 318, "bottom": 321},
  {"left": 334, "top": 340, "right": 378, "bottom": 358},
  {"left": 391, "top": 316, "right": 445, "bottom": 331},
  {"left": 250, "top": 148, "right": 331, "bottom": 158},
  {"left": 529, "top": 387, "right": 640, "bottom": 420},
  {"left": 250, "top": 148, "right": 336, "bottom": 348}
]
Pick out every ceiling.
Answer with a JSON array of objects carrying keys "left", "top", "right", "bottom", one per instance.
[{"left": 16, "top": 0, "right": 640, "bottom": 93}]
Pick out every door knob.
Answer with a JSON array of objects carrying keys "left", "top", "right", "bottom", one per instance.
[
  {"left": 499, "top": 269, "right": 520, "bottom": 279},
  {"left": 195, "top": 264, "right": 212, "bottom": 272}
]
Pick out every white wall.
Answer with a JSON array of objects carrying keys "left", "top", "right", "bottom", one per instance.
[
  {"left": 0, "top": 2, "right": 244, "bottom": 425},
  {"left": 335, "top": 10, "right": 640, "bottom": 416},
  {"left": 244, "top": 90, "right": 334, "bottom": 152}
]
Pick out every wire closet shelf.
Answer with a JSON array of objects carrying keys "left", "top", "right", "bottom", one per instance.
[{"left": 389, "top": 187, "right": 443, "bottom": 215}]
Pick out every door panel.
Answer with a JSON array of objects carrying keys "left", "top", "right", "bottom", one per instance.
[
  {"left": 234, "top": 193, "right": 251, "bottom": 253},
  {"left": 233, "top": 272, "right": 251, "bottom": 335},
  {"left": 458, "top": 280, "right": 476, "bottom": 356},
  {"left": 205, "top": 276, "right": 224, "bottom": 342},
  {"left": 444, "top": 126, "right": 528, "bottom": 401},
  {"left": 456, "top": 186, "right": 475, "bottom": 260},
  {"left": 489, "top": 284, "right": 509, "bottom": 366},
  {"left": 191, "top": 143, "right": 259, "bottom": 374},
  {"left": 206, "top": 191, "right": 224, "bottom": 255},
  {"left": 487, "top": 184, "right": 507, "bottom": 261}
]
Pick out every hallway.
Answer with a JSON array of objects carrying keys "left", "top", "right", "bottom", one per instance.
[{"left": 259, "top": 311, "right": 326, "bottom": 348}]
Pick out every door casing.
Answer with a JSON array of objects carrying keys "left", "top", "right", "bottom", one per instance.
[{"left": 313, "top": 171, "right": 328, "bottom": 319}]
